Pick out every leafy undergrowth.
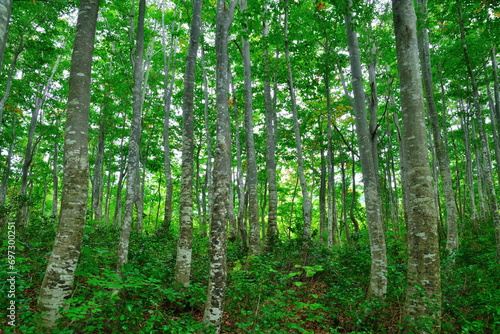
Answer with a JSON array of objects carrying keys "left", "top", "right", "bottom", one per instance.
[{"left": 1, "top": 216, "right": 500, "bottom": 333}]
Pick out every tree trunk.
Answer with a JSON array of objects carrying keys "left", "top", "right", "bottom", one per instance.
[
  {"left": 241, "top": 0, "right": 260, "bottom": 255},
  {"left": 201, "top": 44, "right": 212, "bottom": 238},
  {"left": 51, "top": 141, "right": 59, "bottom": 218},
  {"left": 36, "top": 0, "right": 99, "bottom": 328},
  {"left": 345, "top": 1, "right": 387, "bottom": 298},
  {"left": 460, "top": 111, "right": 478, "bottom": 222},
  {"left": 202, "top": 1, "right": 237, "bottom": 332},
  {"left": 0, "top": 0, "right": 13, "bottom": 72},
  {"left": 162, "top": 7, "right": 177, "bottom": 231},
  {"left": 392, "top": 1, "right": 441, "bottom": 331},
  {"left": 117, "top": 0, "right": 146, "bottom": 271},
  {"left": 231, "top": 70, "right": 247, "bottom": 244},
  {"left": 324, "top": 67, "right": 338, "bottom": 248},
  {"left": 284, "top": 0, "right": 312, "bottom": 240},
  {"left": 0, "top": 116, "right": 15, "bottom": 204},
  {"left": 263, "top": 5, "right": 279, "bottom": 245},
  {"left": 417, "top": 0, "right": 459, "bottom": 252},
  {"left": 91, "top": 119, "right": 105, "bottom": 222},
  {"left": 175, "top": 0, "right": 202, "bottom": 287}
]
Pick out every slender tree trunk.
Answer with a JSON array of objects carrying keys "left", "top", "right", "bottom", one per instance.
[
  {"left": 392, "top": 1, "right": 441, "bottom": 331},
  {"left": 91, "top": 119, "right": 105, "bottom": 222},
  {"left": 460, "top": 111, "right": 478, "bottom": 222},
  {"left": 201, "top": 44, "right": 212, "bottom": 238},
  {"left": 319, "top": 134, "right": 327, "bottom": 243},
  {"left": 417, "top": 0, "right": 458, "bottom": 252},
  {"left": 113, "top": 138, "right": 126, "bottom": 228},
  {"left": 0, "top": 0, "right": 13, "bottom": 72},
  {"left": 162, "top": 4, "right": 176, "bottom": 230},
  {"left": 231, "top": 71, "right": 247, "bottom": 244},
  {"left": 117, "top": 0, "right": 146, "bottom": 271},
  {"left": 51, "top": 141, "right": 59, "bottom": 218},
  {"left": 0, "top": 116, "right": 15, "bottom": 204},
  {"left": 203, "top": 1, "right": 236, "bottom": 332},
  {"left": 263, "top": 6, "right": 279, "bottom": 245},
  {"left": 324, "top": 68, "right": 338, "bottom": 248},
  {"left": 345, "top": 1, "right": 387, "bottom": 298},
  {"left": 458, "top": 3, "right": 500, "bottom": 262},
  {"left": 340, "top": 157, "right": 350, "bottom": 240},
  {"left": 36, "top": 0, "right": 99, "bottom": 328},
  {"left": 241, "top": 0, "right": 260, "bottom": 255},
  {"left": 175, "top": 0, "right": 202, "bottom": 287},
  {"left": 104, "top": 157, "right": 112, "bottom": 224},
  {"left": 284, "top": 0, "right": 312, "bottom": 240}
]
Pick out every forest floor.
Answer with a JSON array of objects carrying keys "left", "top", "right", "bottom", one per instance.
[{"left": 1, "top": 216, "right": 500, "bottom": 333}]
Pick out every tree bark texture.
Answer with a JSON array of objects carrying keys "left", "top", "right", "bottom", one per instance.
[
  {"left": 162, "top": 9, "right": 177, "bottom": 230},
  {"left": 0, "top": 0, "right": 12, "bottom": 71},
  {"left": 263, "top": 6, "right": 279, "bottom": 244},
  {"left": 241, "top": 0, "right": 260, "bottom": 255},
  {"left": 392, "top": 0, "right": 442, "bottom": 331},
  {"left": 117, "top": 0, "right": 146, "bottom": 271},
  {"left": 345, "top": 2, "right": 388, "bottom": 299},
  {"left": 202, "top": 0, "right": 236, "bottom": 332},
  {"left": 175, "top": 0, "right": 202, "bottom": 287},
  {"left": 36, "top": 0, "right": 99, "bottom": 328}
]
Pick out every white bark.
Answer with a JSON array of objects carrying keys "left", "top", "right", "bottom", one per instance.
[
  {"left": 174, "top": 0, "right": 202, "bottom": 287},
  {"left": 36, "top": 0, "right": 99, "bottom": 328}
]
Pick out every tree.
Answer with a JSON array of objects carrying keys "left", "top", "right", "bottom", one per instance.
[
  {"left": 262, "top": 2, "right": 279, "bottom": 245},
  {"left": 240, "top": 0, "right": 260, "bottom": 255},
  {"left": 392, "top": 0, "right": 441, "bottom": 331},
  {"left": 117, "top": 0, "right": 146, "bottom": 271},
  {"left": 0, "top": 0, "right": 12, "bottom": 72},
  {"left": 174, "top": 0, "right": 202, "bottom": 287},
  {"left": 202, "top": 0, "right": 237, "bottom": 331},
  {"left": 36, "top": 0, "right": 100, "bottom": 328},
  {"left": 345, "top": 0, "right": 387, "bottom": 299}
]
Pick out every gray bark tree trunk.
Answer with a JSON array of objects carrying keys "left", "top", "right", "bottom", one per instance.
[
  {"left": 0, "top": 116, "right": 15, "bottom": 204},
  {"left": 91, "top": 119, "right": 105, "bottom": 222},
  {"left": 202, "top": 0, "right": 237, "bottom": 332},
  {"left": 460, "top": 110, "right": 478, "bottom": 222},
  {"left": 263, "top": 6, "right": 279, "bottom": 245},
  {"left": 201, "top": 44, "right": 212, "bottom": 238},
  {"left": 241, "top": 0, "right": 260, "bottom": 255},
  {"left": 117, "top": 0, "right": 146, "bottom": 271},
  {"left": 0, "top": 0, "right": 12, "bottom": 72},
  {"left": 36, "top": 0, "right": 99, "bottom": 328},
  {"left": 161, "top": 7, "right": 177, "bottom": 231},
  {"left": 51, "top": 140, "right": 59, "bottom": 218},
  {"left": 345, "top": 1, "right": 387, "bottom": 299},
  {"left": 416, "top": 0, "right": 459, "bottom": 252},
  {"left": 175, "top": 0, "right": 202, "bottom": 287},
  {"left": 392, "top": 0, "right": 442, "bottom": 331},
  {"left": 284, "top": 0, "right": 312, "bottom": 240}
]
